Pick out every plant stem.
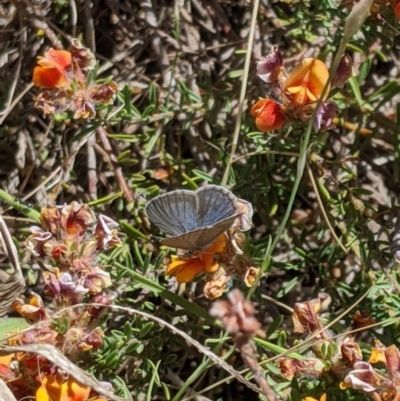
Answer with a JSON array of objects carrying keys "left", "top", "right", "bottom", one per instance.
[{"left": 0, "top": 189, "right": 40, "bottom": 223}]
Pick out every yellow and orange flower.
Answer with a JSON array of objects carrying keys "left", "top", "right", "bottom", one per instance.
[
  {"left": 283, "top": 58, "right": 330, "bottom": 109},
  {"left": 252, "top": 50, "right": 342, "bottom": 133},
  {"left": 33, "top": 49, "right": 72, "bottom": 89},
  {"left": 167, "top": 234, "right": 227, "bottom": 283},
  {"left": 251, "top": 99, "right": 287, "bottom": 132}
]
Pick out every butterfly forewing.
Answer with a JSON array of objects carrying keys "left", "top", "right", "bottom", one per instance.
[
  {"left": 145, "top": 191, "right": 199, "bottom": 236},
  {"left": 160, "top": 214, "right": 239, "bottom": 250},
  {"left": 196, "top": 186, "right": 237, "bottom": 227}
]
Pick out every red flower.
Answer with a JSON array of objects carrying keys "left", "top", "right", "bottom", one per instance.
[
  {"left": 251, "top": 99, "right": 286, "bottom": 132},
  {"left": 33, "top": 49, "right": 72, "bottom": 89}
]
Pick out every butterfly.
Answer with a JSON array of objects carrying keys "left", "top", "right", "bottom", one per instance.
[{"left": 145, "top": 185, "right": 240, "bottom": 251}]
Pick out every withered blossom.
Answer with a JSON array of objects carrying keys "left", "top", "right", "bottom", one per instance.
[
  {"left": 292, "top": 298, "right": 325, "bottom": 335},
  {"left": 70, "top": 39, "right": 96, "bottom": 72},
  {"left": 87, "top": 291, "right": 117, "bottom": 320},
  {"left": 350, "top": 310, "right": 376, "bottom": 334},
  {"left": 233, "top": 198, "right": 253, "bottom": 232},
  {"left": 24, "top": 227, "right": 54, "bottom": 257},
  {"left": 257, "top": 46, "right": 285, "bottom": 86},
  {"left": 64, "top": 327, "right": 104, "bottom": 353},
  {"left": 83, "top": 267, "right": 112, "bottom": 294},
  {"left": 40, "top": 202, "right": 97, "bottom": 241},
  {"left": 95, "top": 214, "right": 122, "bottom": 250},
  {"left": 210, "top": 289, "right": 264, "bottom": 339},
  {"left": 342, "top": 361, "right": 394, "bottom": 394},
  {"left": 203, "top": 265, "right": 232, "bottom": 300},
  {"left": 23, "top": 202, "right": 120, "bottom": 308},
  {"left": 331, "top": 54, "right": 353, "bottom": 88},
  {"left": 12, "top": 293, "right": 48, "bottom": 323},
  {"left": 210, "top": 291, "right": 276, "bottom": 401},
  {"left": 278, "top": 357, "right": 328, "bottom": 380},
  {"left": 58, "top": 273, "right": 89, "bottom": 300},
  {"left": 17, "top": 328, "right": 58, "bottom": 346},
  {"left": 314, "top": 102, "right": 338, "bottom": 132},
  {"left": 242, "top": 266, "right": 259, "bottom": 287}
]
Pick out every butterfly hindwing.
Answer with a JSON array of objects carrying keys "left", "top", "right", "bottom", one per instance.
[{"left": 160, "top": 214, "right": 239, "bottom": 250}]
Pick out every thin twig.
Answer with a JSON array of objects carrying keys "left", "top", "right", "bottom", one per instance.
[
  {"left": 306, "top": 163, "right": 347, "bottom": 253},
  {"left": 232, "top": 150, "right": 299, "bottom": 164},
  {"left": 261, "top": 294, "right": 294, "bottom": 314},
  {"left": 96, "top": 127, "right": 134, "bottom": 203},
  {"left": 221, "top": 0, "right": 260, "bottom": 186}
]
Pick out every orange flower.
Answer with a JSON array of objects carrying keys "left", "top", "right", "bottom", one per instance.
[
  {"left": 33, "top": 49, "right": 72, "bottom": 89},
  {"left": 167, "top": 234, "right": 227, "bottom": 283},
  {"left": 283, "top": 58, "right": 330, "bottom": 109},
  {"left": 251, "top": 99, "right": 286, "bottom": 132},
  {"left": 36, "top": 374, "right": 90, "bottom": 401}
]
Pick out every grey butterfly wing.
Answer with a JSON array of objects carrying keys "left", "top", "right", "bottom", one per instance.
[
  {"left": 196, "top": 185, "right": 238, "bottom": 227},
  {"left": 145, "top": 191, "right": 199, "bottom": 236},
  {"left": 160, "top": 214, "right": 239, "bottom": 250}
]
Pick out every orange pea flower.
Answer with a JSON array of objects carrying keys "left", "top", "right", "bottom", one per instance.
[
  {"left": 33, "top": 49, "right": 72, "bottom": 89},
  {"left": 36, "top": 374, "right": 90, "bottom": 401},
  {"left": 283, "top": 58, "right": 330, "bottom": 109},
  {"left": 251, "top": 99, "right": 286, "bottom": 132},
  {"left": 167, "top": 234, "right": 227, "bottom": 283}
]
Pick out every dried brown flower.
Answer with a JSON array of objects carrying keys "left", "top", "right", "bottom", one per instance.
[{"left": 209, "top": 289, "right": 264, "bottom": 339}]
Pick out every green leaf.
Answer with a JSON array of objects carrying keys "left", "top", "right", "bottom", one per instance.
[
  {"left": 0, "top": 318, "right": 30, "bottom": 338},
  {"left": 119, "top": 221, "right": 148, "bottom": 240},
  {"left": 139, "top": 322, "right": 155, "bottom": 338}
]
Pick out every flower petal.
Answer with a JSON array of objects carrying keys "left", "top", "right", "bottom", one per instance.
[
  {"left": 284, "top": 58, "right": 330, "bottom": 108},
  {"left": 251, "top": 99, "right": 287, "bottom": 132},
  {"left": 167, "top": 257, "right": 204, "bottom": 283},
  {"left": 33, "top": 50, "right": 72, "bottom": 89}
]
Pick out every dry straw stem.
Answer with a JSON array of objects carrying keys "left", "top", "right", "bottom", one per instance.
[
  {"left": 221, "top": 0, "right": 261, "bottom": 187},
  {"left": 305, "top": 163, "right": 347, "bottom": 253}
]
